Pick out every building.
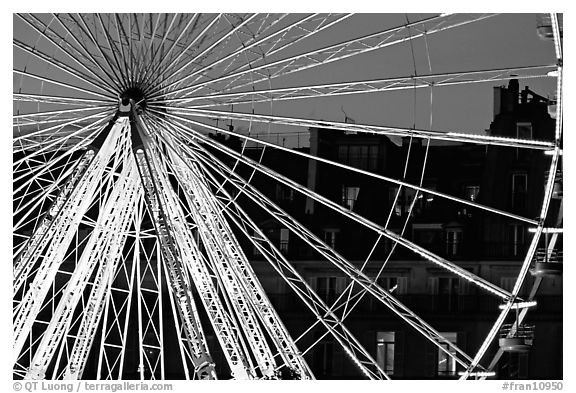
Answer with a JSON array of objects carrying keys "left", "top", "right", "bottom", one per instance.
[{"left": 241, "top": 79, "right": 562, "bottom": 379}]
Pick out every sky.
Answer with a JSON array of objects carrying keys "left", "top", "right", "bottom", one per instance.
[
  {"left": 12, "top": 13, "right": 558, "bottom": 148},
  {"left": 237, "top": 13, "right": 558, "bottom": 146}
]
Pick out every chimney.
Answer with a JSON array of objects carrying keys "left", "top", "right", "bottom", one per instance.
[
  {"left": 493, "top": 86, "right": 502, "bottom": 116},
  {"left": 508, "top": 79, "right": 519, "bottom": 112}
]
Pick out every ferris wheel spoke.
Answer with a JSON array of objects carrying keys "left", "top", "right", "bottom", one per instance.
[
  {"left": 185, "top": 13, "right": 352, "bottom": 98},
  {"left": 13, "top": 39, "right": 118, "bottom": 98},
  {"left": 74, "top": 14, "right": 129, "bottom": 93},
  {"left": 185, "top": 13, "right": 288, "bottom": 83},
  {"left": 154, "top": 125, "right": 313, "bottom": 379},
  {"left": 164, "top": 107, "right": 555, "bottom": 150},
  {"left": 156, "top": 13, "right": 265, "bottom": 89},
  {"left": 110, "top": 14, "right": 133, "bottom": 88},
  {"left": 138, "top": 14, "right": 200, "bottom": 88},
  {"left": 25, "top": 159, "right": 139, "bottom": 380},
  {"left": 159, "top": 110, "right": 542, "bottom": 229},
  {"left": 13, "top": 112, "right": 111, "bottom": 165},
  {"left": 94, "top": 14, "right": 132, "bottom": 92},
  {"left": 461, "top": 22, "right": 563, "bottom": 378},
  {"left": 14, "top": 106, "right": 114, "bottom": 125},
  {"left": 17, "top": 14, "right": 120, "bottom": 95},
  {"left": 14, "top": 93, "right": 114, "bottom": 107},
  {"left": 14, "top": 68, "right": 113, "bottom": 101},
  {"left": 167, "top": 116, "right": 517, "bottom": 300},
  {"left": 130, "top": 116, "right": 218, "bottom": 380},
  {"left": 13, "top": 120, "right": 122, "bottom": 298},
  {"left": 155, "top": 130, "right": 384, "bottom": 380},
  {"left": 56, "top": 13, "right": 123, "bottom": 92},
  {"left": 142, "top": 14, "right": 222, "bottom": 91},
  {"left": 13, "top": 123, "right": 123, "bottom": 363},
  {"left": 63, "top": 179, "right": 139, "bottom": 380},
  {"left": 137, "top": 14, "right": 187, "bottom": 87},
  {"left": 160, "top": 64, "right": 555, "bottom": 108},
  {"left": 184, "top": 138, "right": 483, "bottom": 375},
  {"left": 137, "top": 117, "right": 262, "bottom": 379},
  {"left": 147, "top": 13, "right": 334, "bottom": 98},
  {"left": 148, "top": 13, "right": 288, "bottom": 94},
  {"left": 160, "top": 119, "right": 494, "bottom": 374},
  {"left": 148, "top": 14, "right": 259, "bottom": 96},
  {"left": 13, "top": 12, "right": 562, "bottom": 380},
  {"left": 52, "top": 13, "right": 125, "bottom": 93},
  {"left": 152, "top": 14, "right": 496, "bottom": 100},
  {"left": 14, "top": 152, "right": 87, "bottom": 232}
]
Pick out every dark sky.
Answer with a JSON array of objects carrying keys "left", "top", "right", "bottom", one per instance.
[
  {"left": 13, "top": 13, "right": 558, "bottom": 145},
  {"left": 243, "top": 14, "right": 557, "bottom": 145}
]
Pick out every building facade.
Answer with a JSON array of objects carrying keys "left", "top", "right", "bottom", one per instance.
[{"left": 239, "top": 79, "right": 562, "bottom": 379}]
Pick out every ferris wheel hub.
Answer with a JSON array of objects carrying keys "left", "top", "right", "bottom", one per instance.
[{"left": 121, "top": 85, "right": 147, "bottom": 111}]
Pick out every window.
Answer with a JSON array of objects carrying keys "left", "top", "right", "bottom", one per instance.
[
  {"left": 500, "top": 277, "right": 516, "bottom": 292},
  {"left": 499, "top": 275, "right": 528, "bottom": 297},
  {"left": 323, "top": 229, "right": 338, "bottom": 249},
  {"left": 275, "top": 184, "right": 294, "bottom": 202},
  {"left": 446, "top": 228, "right": 463, "bottom": 257},
  {"left": 464, "top": 185, "right": 480, "bottom": 202},
  {"left": 403, "top": 187, "right": 417, "bottom": 213},
  {"left": 428, "top": 276, "right": 468, "bottom": 311},
  {"left": 437, "top": 332, "right": 458, "bottom": 376},
  {"left": 511, "top": 173, "right": 528, "bottom": 209},
  {"left": 377, "top": 332, "right": 395, "bottom": 375},
  {"left": 337, "top": 144, "right": 379, "bottom": 171},
  {"left": 516, "top": 122, "right": 533, "bottom": 160},
  {"left": 342, "top": 186, "right": 360, "bottom": 210},
  {"left": 508, "top": 223, "right": 525, "bottom": 257},
  {"left": 280, "top": 229, "right": 289, "bottom": 254},
  {"left": 313, "top": 333, "right": 334, "bottom": 376},
  {"left": 516, "top": 122, "right": 533, "bottom": 139},
  {"left": 316, "top": 277, "right": 346, "bottom": 303},
  {"left": 421, "top": 186, "right": 436, "bottom": 210},
  {"left": 413, "top": 224, "right": 443, "bottom": 254},
  {"left": 253, "top": 230, "right": 262, "bottom": 256}
]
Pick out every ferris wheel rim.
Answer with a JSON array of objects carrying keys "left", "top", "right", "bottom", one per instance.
[{"left": 13, "top": 13, "right": 561, "bottom": 380}]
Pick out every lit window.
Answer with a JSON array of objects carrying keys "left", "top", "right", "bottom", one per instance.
[
  {"left": 508, "top": 223, "right": 525, "bottom": 257},
  {"left": 377, "top": 332, "right": 395, "bottom": 375},
  {"left": 280, "top": 228, "right": 289, "bottom": 254},
  {"left": 464, "top": 185, "right": 480, "bottom": 202},
  {"left": 446, "top": 228, "right": 463, "bottom": 256},
  {"left": 403, "top": 187, "right": 417, "bottom": 213},
  {"left": 323, "top": 229, "right": 338, "bottom": 249},
  {"left": 342, "top": 186, "right": 360, "bottom": 210},
  {"left": 422, "top": 183, "right": 436, "bottom": 210},
  {"left": 437, "top": 332, "right": 458, "bottom": 376}
]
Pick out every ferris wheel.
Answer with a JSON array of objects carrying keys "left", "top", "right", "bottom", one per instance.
[{"left": 13, "top": 13, "right": 562, "bottom": 380}]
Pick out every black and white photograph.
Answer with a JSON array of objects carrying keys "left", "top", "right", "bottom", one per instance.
[{"left": 11, "top": 8, "right": 565, "bottom": 387}]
